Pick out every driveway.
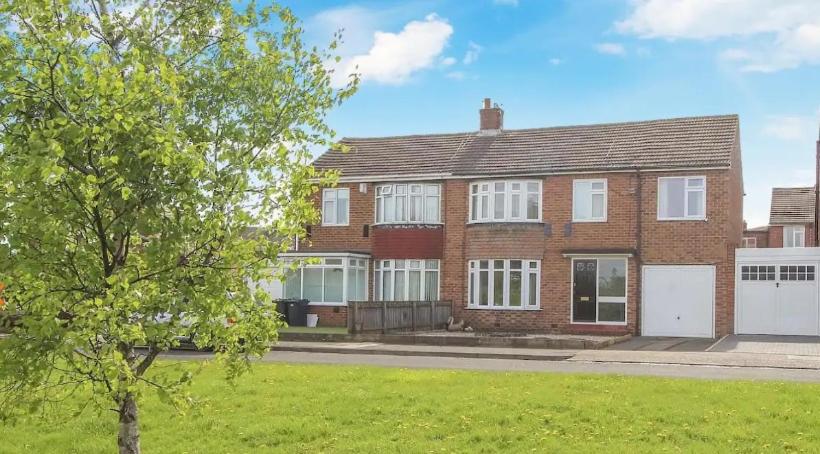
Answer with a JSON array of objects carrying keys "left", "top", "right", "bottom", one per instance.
[
  {"left": 606, "top": 336, "right": 715, "bottom": 352},
  {"left": 709, "top": 335, "right": 820, "bottom": 356}
]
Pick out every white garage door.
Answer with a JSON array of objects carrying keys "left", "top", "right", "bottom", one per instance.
[
  {"left": 642, "top": 265, "right": 715, "bottom": 338},
  {"left": 737, "top": 264, "right": 818, "bottom": 335}
]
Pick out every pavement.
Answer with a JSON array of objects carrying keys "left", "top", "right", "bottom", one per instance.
[
  {"left": 606, "top": 336, "right": 716, "bottom": 352},
  {"left": 709, "top": 334, "right": 820, "bottom": 355}
]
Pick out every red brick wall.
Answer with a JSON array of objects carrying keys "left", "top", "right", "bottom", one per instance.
[
  {"left": 302, "top": 166, "right": 742, "bottom": 336},
  {"left": 742, "top": 230, "right": 768, "bottom": 248},
  {"left": 768, "top": 224, "right": 816, "bottom": 248}
]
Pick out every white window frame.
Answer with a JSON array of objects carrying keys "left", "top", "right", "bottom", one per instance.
[
  {"left": 657, "top": 176, "right": 706, "bottom": 221},
  {"left": 741, "top": 237, "right": 757, "bottom": 248},
  {"left": 570, "top": 257, "right": 628, "bottom": 326},
  {"left": 375, "top": 183, "right": 441, "bottom": 225},
  {"left": 282, "top": 254, "right": 368, "bottom": 306},
  {"left": 572, "top": 178, "right": 607, "bottom": 222},
  {"left": 374, "top": 259, "right": 440, "bottom": 301},
  {"left": 322, "top": 188, "right": 350, "bottom": 226},
  {"left": 467, "top": 259, "right": 540, "bottom": 310},
  {"left": 783, "top": 225, "right": 806, "bottom": 248},
  {"left": 469, "top": 180, "right": 542, "bottom": 223}
]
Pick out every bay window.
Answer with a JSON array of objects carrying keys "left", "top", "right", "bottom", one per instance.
[
  {"left": 376, "top": 183, "right": 440, "bottom": 224},
  {"left": 470, "top": 180, "right": 541, "bottom": 223},
  {"left": 658, "top": 176, "right": 705, "bottom": 220},
  {"left": 374, "top": 259, "right": 440, "bottom": 300},
  {"left": 573, "top": 179, "right": 607, "bottom": 222},
  {"left": 283, "top": 255, "right": 368, "bottom": 305},
  {"left": 322, "top": 188, "right": 349, "bottom": 226},
  {"left": 468, "top": 259, "right": 540, "bottom": 309}
]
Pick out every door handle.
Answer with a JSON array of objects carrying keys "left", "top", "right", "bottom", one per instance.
[{"left": 776, "top": 282, "right": 780, "bottom": 288}]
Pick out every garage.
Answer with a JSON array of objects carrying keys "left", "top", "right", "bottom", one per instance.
[
  {"left": 736, "top": 248, "right": 820, "bottom": 336},
  {"left": 642, "top": 265, "right": 715, "bottom": 338}
]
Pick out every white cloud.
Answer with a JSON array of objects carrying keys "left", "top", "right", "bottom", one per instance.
[
  {"left": 463, "top": 41, "right": 483, "bottom": 64},
  {"left": 595, "top": 42, "right": 626, "bottom": 55},
  {"left": 332, "top": 13, "right": 453, "bottom": 87},
  {"left": 441, "top": 56, "right": 457, "bottom": 66},
  {"left": 493, "top": 0, "right": 519, "bottom": 6},
  {"left": 763, "top": 115, "right": 818, "bottom": 141},
  {"left": 616, "top": 0, "right": 820, "bottom": 72},
  {"left": 549, "top": 57, "right": 562, "bottom": 65}
]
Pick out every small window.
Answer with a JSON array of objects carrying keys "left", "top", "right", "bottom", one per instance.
[
  {"left": 741, "top": 237, "right": 757, "bottom": 248},
  {"left": 322, "top": 188, "right": 349, "bottom": 226},
  {"left": 573, "top": 179, "right": 607, "bottom": 222},
  {"left": 783, "top": 226, "right": 806, "bottom": 248},
  {"left": 741, "top": 265, "right": 776, "bottom": 281},
  {"left": 658, "top": 176, "right": 705, "bottom": 220},
  {"left": 779, "top": 265, "right": 815, "bottom": 281}
]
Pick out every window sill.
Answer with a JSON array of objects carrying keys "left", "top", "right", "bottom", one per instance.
[
  {"left": 307, "top": 302, "right": 347, "bottom": 307},
  {"left": 464, "top": 306, "right": 541, "bottom": 311},
  {"left": 570, "top": 321, "right": 627, "bottom": 326},
  {"left": 466, "top": 221, "right": 543, "bottom": 226},
  {"left": 372, "top": 222, "right": 444, "bottom": 227},
  {"left": 572, "top": 219, "right": 607, "bottom": 223},
  {"left": 320, "top": 224, "right": 350, "bottom": 227},
  {"left": 656, "top": 217, "right": 706, "bottom": 222}
]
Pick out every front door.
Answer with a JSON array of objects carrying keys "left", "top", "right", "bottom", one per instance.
[{"left": 573, "top": 259, "right": 597, "bottom": 323}]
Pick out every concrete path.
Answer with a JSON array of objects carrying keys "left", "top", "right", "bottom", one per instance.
[
  {"left": 709, "top": 334, "right": 820, "bottom": 356},
  {"left": 162, "top": 350, "right": 820, "bottom": 383},
  {"left": 272, "top": 341, "right": 575, "bottom": 360},
  {"left": 607, "top": 336, "right": 715, "bottom": 352}
]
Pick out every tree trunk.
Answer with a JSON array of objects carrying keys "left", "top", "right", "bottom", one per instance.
[{"left": 117, "top": 392, "right": 141, "bottom": 454}]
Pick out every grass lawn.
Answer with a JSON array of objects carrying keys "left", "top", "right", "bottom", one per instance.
[{"left": 2, "top": 362, "right": 820, "bottom": 453}]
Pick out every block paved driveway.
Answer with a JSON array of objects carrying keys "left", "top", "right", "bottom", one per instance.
[
  {"left": 606, "top": 336, "right": 716, "bottom": 352},
  {"left": 709, "top": 335, "right": 820, "bottom": 356}
]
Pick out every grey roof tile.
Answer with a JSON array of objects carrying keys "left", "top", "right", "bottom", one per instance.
[{"left": 770, "top": 187, "right": 816, "bottom": 224}]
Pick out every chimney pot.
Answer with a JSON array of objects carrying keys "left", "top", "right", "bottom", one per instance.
[{"left": 483, "top": 98, "right": 491, "bottom": 109}]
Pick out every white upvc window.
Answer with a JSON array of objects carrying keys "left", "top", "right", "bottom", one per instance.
[
  {"left": 783, "top": 225, "right": 806, "bottom": 248},
  {"left": 322, "top": 188, "right": 349, "bottom": 226},
  {"left": 375, "top": 183, "right": 440, "bottom": 224},
  {"left": 374, "top": 259, "right": 440, "bottom": 301},
  {"left": 469, "top": 180, "right": 541, "bottom": 223},
  {"left": 573, "top": 179, "right": 607, "bottom": 222},
  {"left": 658, "top": 176, "right": 706, "bottom": 220},
  {"left": 741, "top": 237, "right": 757, "bottom": 248},
  {"left": 283, "top": 256, "right": 368, "bottom": 305},
  {"left": 467, "top": 259, "right": 540, "bottom": 309}
]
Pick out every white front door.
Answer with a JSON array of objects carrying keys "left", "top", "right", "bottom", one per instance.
[
  {"left": 642, "top": 265, "right": 715, "bottom": 338},
  {"left": 737, "top": 264, "right": 819, "bottom": 335}
]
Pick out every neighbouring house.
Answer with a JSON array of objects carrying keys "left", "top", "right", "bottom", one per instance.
[
  {"left": 281, "top": 99, "right": 743, "bottom": 338},
  {"left": 741, "top": 222, "right": 769, "bottom": 248},
  {"left": 767, "top": 187, "right": 816, "bottom": 248}
]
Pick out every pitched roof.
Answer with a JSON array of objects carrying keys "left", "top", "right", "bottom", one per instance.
[
  {"left": 313, "top": 114, "right": 740, "bottom": 178},
  {"left": 769, "top": 187, "right": 816, "bottom": 224}
]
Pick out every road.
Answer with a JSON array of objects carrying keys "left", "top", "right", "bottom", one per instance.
[{"left": 162, "top": 350, "right": 820, "bottom": 383}]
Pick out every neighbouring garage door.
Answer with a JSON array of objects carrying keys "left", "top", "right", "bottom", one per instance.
[
  {"left": 737, "top": 263, "right": 819, "bottom": 335},
  {"left": 642, "top": 265, "right": 715, "bottom": 338}
]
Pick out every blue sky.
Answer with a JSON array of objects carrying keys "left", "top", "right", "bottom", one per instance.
[{"left": 289, "top": 0, "right": 820, "bottom": 227}]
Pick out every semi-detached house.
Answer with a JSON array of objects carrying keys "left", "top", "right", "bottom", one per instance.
[{"left": 282, "top": 99, "right": 743, "bottom": 338}]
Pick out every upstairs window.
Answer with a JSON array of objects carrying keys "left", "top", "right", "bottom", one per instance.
[
  {"left": 573, "top": 179, "right": 607, "bottom": 222},
  {"left": 658, "top": 176, "right": 705, "bottom": 220},
  {"left": 783, "top": 225, "right": 805, "bottom": 248},
  {"left": 469, "top": 180, "right": 541, "bottom": 223},
  {"left": 322, "top": 188, "right": 349, "bottom": 226},
  {"left": 375, "top": 183, "right": 440, "bottom": 224},
  {"left": 741, "top": 237, "right": 757, "bottom": 248}
]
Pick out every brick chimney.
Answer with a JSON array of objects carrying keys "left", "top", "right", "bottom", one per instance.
[{"left": 479, "top": 98, "right": 503, "bottom": 132}]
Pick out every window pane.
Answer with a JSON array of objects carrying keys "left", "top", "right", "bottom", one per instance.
[
  {"left": 356, "top": 269, "right": 366, "bottom": 300},
  {"left": 591, "top": 181, "right": 605, "bottom": 191},
  {"left": 285, "top": 270, "right": 301, "bottom": 299},
  {"left": 479, "top": 271, "right": 489, "bottom": 305},
  {"left": 591, "top": 193, "right": 604, "bottom": 219},
  {"left": 376, "top": 197, "right": 383, "bottom": 223},
  {"left": 425, "top": 195, "right": 439, "bottom": 222},
  {"left": 325, "top": 258, "right": 343, "bottom": 265},
  {"left": 510, "top": 260, "right": 522, "bottom": 269},
  {"left": 303, "top": 268, "right": 323, "bottom": 302},
  {"left": 526, "top": 193, "right": 539, "bottom": 219},
  {"left": 410, "top": 195, "right": 423, "bottom": 221},
  {"left": 527, "top": 182, "right": 538, "bottom": 192},
  {"left": 528, "top": 272, "right": 538, "bottom": 306},
  {"left": 481, "top": 195, "right": 489, "bottom": 218},
  {"left": 323, "top": 201, "right": 335, "bottom": 224},
  {"left": 598, "top": 302, "right": 625, "bottom": 322},
  {"left": 394, "top": 271, "right": 405, "bottom": 301},
  {"left": 384, "top": 196, "right": 395, "bottom": 222},
  {"left": 382, "top": 270, "right": 392, "bottom": 300},
  {"left": 598, "top": 259, "right": 626, "bottom": 297},
  {"left": 511, "top": 193, "right": 521, "bottom": 218},
  {"left": 337, "top": 190, "right": 349, "bottom": 224},
  {"left": 660, "top": 178, "right": 685, "bottom": 218},
  {"left": 424, "top": 271, "right": 438, "bottom": 300},
  {"left": 324, "top": 268, "right": 344, "bottom": 302},
  {"left": 493, "top": 269, "right": 504, "bottom": 306},
  {"left": 374, "top": 271, "right": 382, "bottom": 300},
  {"left": 494, "top": 192, "right": 505, "bottom": 219},
  {"left": 395, "top": 195, "right": 406, "bottom": 222},
  {"left": 469, "top": 271, "right": 475, "bottom": 305},
  {"left": 573, "top": 181, "right": 591, "bottom": 220},
  {"left": 409, "top": 271, "right": 421, "bottom": 300},
  {"left": 426, "top": 260, "right": 439, "bottom": 269},
  {"left": 470, "top": 195, "right": 478, "bottom": 221},
  {"left": 425, "top": 185, "right": 440, "bottom": 196},
  {"left": 687, "top": 177, "right": 704, "bottom": 188},
  {"left": 509, "top": 271, "right": 522, "bottom": 306},
  {"left": 686, "top": 190, "right": 703, "bottom": 217}
]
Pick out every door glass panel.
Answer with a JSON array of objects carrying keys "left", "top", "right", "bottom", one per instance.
[
  {"left": 598, "top": 302, "right": 625, "bottom": 322},
  {"left": 598, "top": 259, "right": 626, "bottom": 297}
]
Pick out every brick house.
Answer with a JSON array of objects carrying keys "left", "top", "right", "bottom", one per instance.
[
  {"left": 765, "top": 187, "right": 816, "bottom": 248},
  {"left": 283, "top": 99, "right": 743, "bottom": 337},
  {"left": 741, "top": 223, "right": 769, "bottom": 248}
]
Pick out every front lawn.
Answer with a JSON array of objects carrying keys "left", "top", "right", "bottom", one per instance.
[{"left": 2, "top": 362, "right": 819, "bottom": 453}]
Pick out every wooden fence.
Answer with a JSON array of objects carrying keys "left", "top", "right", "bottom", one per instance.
[{"left": 347, "top": 300, "right": 453, "bottom": 334}]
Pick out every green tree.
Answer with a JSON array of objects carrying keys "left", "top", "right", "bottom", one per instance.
[{"left": 0, "top": 1, "right": 356, "bottom": 452}]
